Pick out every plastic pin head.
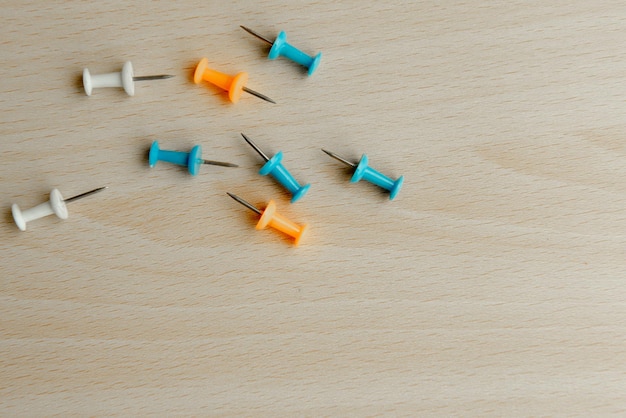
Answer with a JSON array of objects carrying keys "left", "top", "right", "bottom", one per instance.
[
  {"left": 323, "top": 149, "right": 404, "bottom": 200},
  {"left": 149, "top": 141, "right": 237, "bottom": 176},
  {"left": 82, "top": 61, "right": 173, "bottom": 96},
  {"left": 241, "top": 133, "right": 310, "bottom": 203},
  {"left": 193, "top": 58, "right": 275, "bottom": 104},
  {"left": 241, "top": 26, "right": 322, "bottom": 76},
  {"left": 11, "top": 186, "right": 106, "bottom": 231},
  {"left": 227, "top": 193, "right": 309, "bottom": 246}
]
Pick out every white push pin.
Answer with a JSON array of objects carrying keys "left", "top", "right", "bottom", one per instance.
[
  {"left": 82, "top": 61, "right": 173, "bottom": 96},
  {"left": 11, "top": 186, "right": 106, "bottom": 231}
]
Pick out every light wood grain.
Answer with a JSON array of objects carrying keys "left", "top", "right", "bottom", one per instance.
[{"left": 2, "top": 0, "right": 626, "bottom": 415}]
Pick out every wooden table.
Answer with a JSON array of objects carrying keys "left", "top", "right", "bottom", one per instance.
[{"left": 2, "top": 1, "right": 626, "bottom": 415}]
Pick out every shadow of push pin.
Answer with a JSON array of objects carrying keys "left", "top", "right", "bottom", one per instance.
[
  {"left": 227, "top": 193, "right": 309, "bottom": 246},
  {"left": 322, "top": 150, "right": 404, "bottom": 200},
  {"left": 149, "top": 141, "right": 237, "bottom": 176},
  {"left": 82, "top": 61, "right": 173, "bottom": 96},
  {"left": 193, "top": 58, "right": 275, "bottom": 104},
  {"left": 240, "top": 26, "right": 321, "bottom": 76},
  {"left": 240, "top": 133, "right": 310, "bottom": 203},
  {"left": 11, "top": 186, "right": 106, "bottom": 231}
]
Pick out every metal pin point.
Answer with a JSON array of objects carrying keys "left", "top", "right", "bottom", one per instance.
[
  {"left": 12, "top": 186, "right": 107, "bottom": 231},
  {"left": 200, "top": 159, "right": 239, "bottom": 168},
  {"left": 322, "top": 149, "right": 404, "bottom": 200},
  {"left": 227, "top": 192, "right": 262, "bottom": 215},
  {"left": 63, "top": 186, "right": 107, "bottom": 203},
  {"left": 83, "top": 61, "right": 174, "bottom": 96},
  {"left": 322, "top": 149, "right": 357, "bottom": 168},
  {"left": 132, "top": 75, "right": 174, "bottom": 82},
  {"left": 241, "top": 132, "right": 270, "bottom": 161},
  {"left": 240, "top": 26, "right": 274, "bottom": 45},
  {"left": 242, "top": 86, "right": 276, "bottom": 104}
]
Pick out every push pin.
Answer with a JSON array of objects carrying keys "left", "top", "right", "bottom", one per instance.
[
  {"left": 82, "top": 61, "right": 173, "bottom": 96},
  {"left": 227, "top": 193, "right": 309, "bottom": 246},
  {"left": 11, "top": 186, "right": 106, "bottom": 231},
  {"left": 193, "top": 58, "right": 275, "bottom": 104},
  {"left": 240, "top": 133, "right": 310, "bottom": 203},
  {"left": 149, "top": 141, "right": 237, "bottom": 176},
  {"left": 240, "top": 26, "right": 322, "bottom": 76},
  {"left": 322, "top": 150, "right": 404, "bottom": 200}
]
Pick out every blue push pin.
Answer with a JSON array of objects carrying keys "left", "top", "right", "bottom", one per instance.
[
  {"left": 322, "top": 149, "right": 404, "bottom": 200},
  {"left": 240, "top": 133, "right": 310, "bottom": 203},
  {"left": 149, "top": 141, "right": 238, "bottom": 175},
  {"left": 240, "top": 26, "right": 322, "bottom": 76}
]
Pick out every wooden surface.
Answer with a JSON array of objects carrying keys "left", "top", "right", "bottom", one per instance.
[{"left": 2, "top": 1, "right": 626, "bottom": 415}]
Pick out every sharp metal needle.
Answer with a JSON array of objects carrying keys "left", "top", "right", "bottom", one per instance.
[
  {"left": 242, "top": 86, "right": 276, "bottom": 104},
  {"left": 64, "top": 186, "right": 107, "bottom": 204},
  {"left": 241, "top": 133, "right": 270, "bottom": 162},
  {"left": 240, "top": 25, "right": 274, "bottom": 45},
  {"left": 227, "top": 192, "right": 262, "bottom": 215},
  {"left": 202, "top": 159, "right": 238, "bottom": 168},
  {"left": 133, "top": 75, "right": 175, "bottom": 81},
  {"left": 322, "top": 149, "right": 357, "bottom": 168}
]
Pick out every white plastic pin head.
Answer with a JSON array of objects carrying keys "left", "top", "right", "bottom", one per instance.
[
  {"left": 82, "top": 61, "right": 135, "bottom": 96},
  {"left": 11, "top": 186, "right": 105, "bottom": 231},
  {"left": 12, "top": 188, "right": 68, "bottom": 231}
]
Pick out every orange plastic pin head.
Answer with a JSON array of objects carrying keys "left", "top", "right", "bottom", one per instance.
[
  {"left": 193, "top": 58, "right": 248, "bottom": 103},
  {"left": 193, "top": 57, "right": 209, "bottom": 84},
  {"left": 256, "top": 200, "right": 309, "bottom": 246},
  {"left": 228, "top": 72, "right": 248, "bottom": 103}
]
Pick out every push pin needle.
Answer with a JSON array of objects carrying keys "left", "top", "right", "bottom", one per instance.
[
  {"left": 241, "top": 133, "right": 310, "bottom": 203},
  {"left": 64, "top": 186, "right": 107, "bottom": 203},
  {"left": 227, "top": 192, "right": 309, "bottom": 246},
  {"left": 242, "top": 86, "right": 274, "bottom": 103},
  {"left": 83, "top": 61, "right": 174, "bottom": 96},
  {"left": 322, "top": 149, "right": 404, "bottom": 200},
  {"left": 227, "top": 192, "right": 262, "bottom": 215},
  {"left": 132, "top": 75, "right": 174, "bottom": 81},
  {"left": 322, "top": 149, "right": 357, "bottom": 168},
  {"left": 240, "top": 25, "right": 322, "bottom": 76},
  {"left": 12, "top": 186, "right": 106, "bottom": 231},
  {"left": 194, "top": 58, "right": 275, "bottom": 104}
]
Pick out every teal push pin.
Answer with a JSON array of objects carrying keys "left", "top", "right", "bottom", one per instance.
[
  {"left": 240, "top": 133, "right": 310, "bottom": 203},
  {"left": 322, "top": 149, "right": 404, "bottom": 200},
  {"left": 149, "top": 141, "right": 237, "bottom": 176},
  {"left": 240, "top": 26, "right": 322, "bottom": 76}
]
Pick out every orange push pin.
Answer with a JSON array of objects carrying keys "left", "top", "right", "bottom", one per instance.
[
  {"left": 227, "top": 192, "right": 308, "bottom": 246},
  {"left": 193, "top": 58, "right": 275, "bottom": 104}
]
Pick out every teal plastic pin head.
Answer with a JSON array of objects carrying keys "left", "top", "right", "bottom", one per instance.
[
  {"left": 241, "top": 133, "right": 310, "bottom": 203},
  {"left": 148, "top": 141, "right": 237, "bottom": 176},
  {"left": 322, "top": 149, "right": 404, "bottom": 200},
  {"left": 241, "top": 26, "right": 322, "bottom": 76},
  {"left": 260, "top": 151, "right": 311, "bottom": 203}
]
